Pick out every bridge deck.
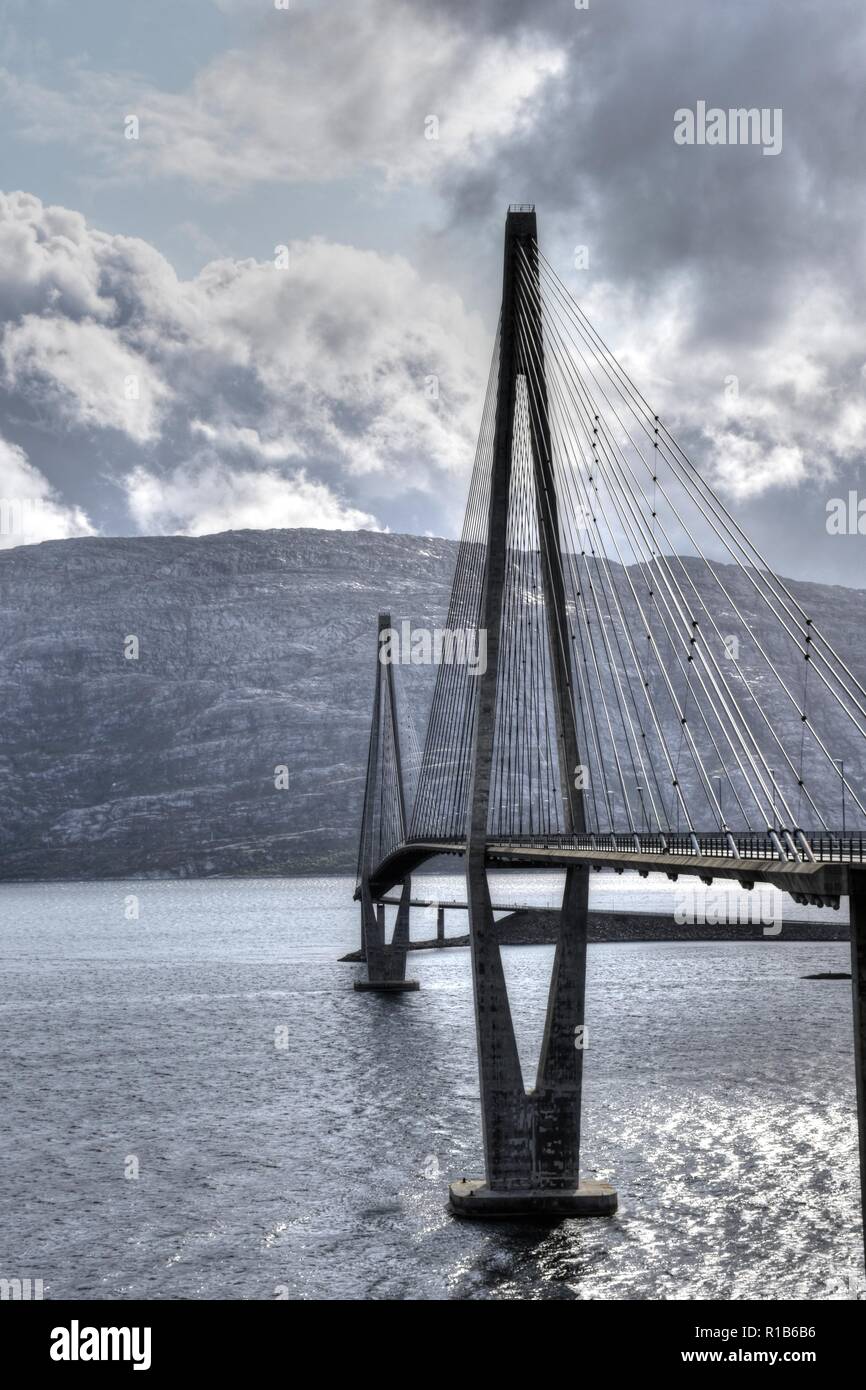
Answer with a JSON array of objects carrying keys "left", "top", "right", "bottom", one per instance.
[{"left": 363, "top": 834, "right": 860, "bottom": 905}]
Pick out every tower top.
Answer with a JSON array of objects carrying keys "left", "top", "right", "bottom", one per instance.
[{"left": 505, "top": 204, "right": 537, "bottom": 241}]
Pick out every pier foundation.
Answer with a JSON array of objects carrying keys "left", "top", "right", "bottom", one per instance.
[
  {"left": 354, "top": 877, "right": 419, "bottom": 992},
  {"left": 449, "top": 1178, "right": 616, "bottom": 1219}
]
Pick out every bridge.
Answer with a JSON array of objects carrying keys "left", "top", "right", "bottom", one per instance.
[{"left": 353, "top": 206, "right": 866, "bottom": 1236}]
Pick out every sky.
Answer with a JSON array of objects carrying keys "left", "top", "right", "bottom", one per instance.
[{"left": 0, "top": 0, "right": 865, "bottom": 585}]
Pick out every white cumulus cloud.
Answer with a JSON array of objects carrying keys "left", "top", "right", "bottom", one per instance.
[
  {"left": 125, "top": 461, "right": 377, "bottom": 535},
  {"left": 2, "top": 315, "right": 172, "bottom": 443},
  {"left": 0, "top": 435, "right": 95, "bottom": 548},
  {"left": 0, "top": 192, "right": 489, "bottom": 539}
]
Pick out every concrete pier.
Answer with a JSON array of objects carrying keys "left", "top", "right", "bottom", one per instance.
[
  {"left": 354, "top": 608, "right": 419, "bottom": 992},
  {"left": 356, "top": 877, "right": 418, "bottom": 992},
  {"left": 449, "top": 1178, "right": 617, "bottom": 1219}
]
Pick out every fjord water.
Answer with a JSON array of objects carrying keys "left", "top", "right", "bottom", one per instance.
[{"left": 0, "top": 875, "right": 861, "bottom": 1301}]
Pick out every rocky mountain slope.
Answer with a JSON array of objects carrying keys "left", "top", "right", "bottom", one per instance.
[{"left": 0, "top": 528, "right": 863, "bottom": 880}]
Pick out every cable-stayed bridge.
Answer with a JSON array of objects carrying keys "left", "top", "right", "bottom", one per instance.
[{"left": 354, "top": 206, "right": 866, "bottom": 1233}]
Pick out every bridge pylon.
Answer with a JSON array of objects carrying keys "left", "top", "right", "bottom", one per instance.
[
  {"left": 450, "top": 207, "right": 615, "bottom": 1217},
  {"left": 355, "top": 611, "right": 419, "bottom": 993}
]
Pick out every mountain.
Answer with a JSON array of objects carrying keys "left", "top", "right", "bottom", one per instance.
[{"left": 0, "top": 528, "right": 864, "bottom": 880}]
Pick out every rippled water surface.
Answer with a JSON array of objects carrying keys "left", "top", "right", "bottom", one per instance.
[{"left": 0, "top": 874, "right": 861, "bottom": 1300}]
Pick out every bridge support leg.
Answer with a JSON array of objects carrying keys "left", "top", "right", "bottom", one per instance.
[
  {"left": 450, "top": 861, "right": 616, "bottom": 1218},
  {"left": 436, "top": 905, "right": 445, "bottom": 946},
  {"left": 354, "top": 877, "right": 419, "bottom": 992},
  {"left": 451, "top": 207, "right": 612, "bottom": 1218},
  {"left": 849, "top": 869, "right": 866, "bottom": 1273}
]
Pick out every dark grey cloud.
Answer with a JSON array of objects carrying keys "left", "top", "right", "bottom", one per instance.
[{"left": 421, "top": 0, "right": 866, "bottom": 584}]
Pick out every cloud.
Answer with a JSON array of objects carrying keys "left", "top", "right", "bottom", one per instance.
[
  {"left": 2, "top": 314, "right": 172, "bottom": 442},
  {"left": 422, "top": 0, "right": 866, "bottom": 528},
  {"left": 2, "top": 1, "right": 866, "bottom": 580},
  {"left": 0, "top": 191, "right": 116, "bottom": 319},
  {"left": 0, "top": 1, "right": 566, "bottom": 192},
  {"left": 571, "top": 270, "right": 866, "bottom": 502},
  {"left": 0, "top": 434, "right": 94, "bottom": 548},
  {"left": 124, "top": 461, "right": 377, "bottom": 535},
  {"left": 188, "top": 419, "right": 303, "bottom": 461},
  {"left": 707, "top": 435, "right": 806, "bottom": 501},
  {"left": 0, "top": 191, "right": 489, "bottom": 540}
]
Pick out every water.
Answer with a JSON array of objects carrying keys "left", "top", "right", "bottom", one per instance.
[{"left": 0, "top": 874, "right": 861, "bottom": 1301}]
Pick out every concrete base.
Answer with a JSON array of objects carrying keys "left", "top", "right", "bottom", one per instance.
[
  {"left": 354, "top": 979, "right": 419, "bottom": 992},
  {"left": 449, "top": 1178, "right": 617, "bottom": 1219}
]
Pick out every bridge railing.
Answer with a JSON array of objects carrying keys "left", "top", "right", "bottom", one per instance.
[
  {"left": 486, "top": 832, "right": 757, "bottom": 858},
  {"left": 808, "top": 832, "right": 866, "bottom": 863},
  {"left": 400, "top": 830, "right": 866, "bottom": 864},
  {"left": 490, "top": 831, "right": 865, "bottom": 862}
]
